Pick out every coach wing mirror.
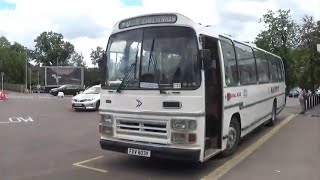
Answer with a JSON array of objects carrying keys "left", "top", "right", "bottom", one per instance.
[
  {"left": 101, "top": 52, "right": 107, "bottom": 64},
  {"left": 198, "top": 49, "right": 212, "bottom": 70}
]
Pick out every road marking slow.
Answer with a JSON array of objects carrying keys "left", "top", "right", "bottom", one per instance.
[
  {"left": 202, "top": 113, "right": 298, "bottom": 180},
  {"left": 72, "top": 156, "right": 107, "bottom": 173},
  {"left": 0, "top": 117, "right": 34, "bottom": 124}
]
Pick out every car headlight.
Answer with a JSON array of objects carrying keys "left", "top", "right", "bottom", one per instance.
[
  {"left": 82, "top": 98, "right": 94, "bottom": 102},
  {"left": 171, "top": 119, "right": 197, "bottom": 131}
]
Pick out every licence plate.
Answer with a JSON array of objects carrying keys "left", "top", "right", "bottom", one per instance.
[
  {"left": 128, "top": 148, "right": 151, "bottom": 157},
  {"left": 74, "top": 103, "right": 82, "bottom": 107}
]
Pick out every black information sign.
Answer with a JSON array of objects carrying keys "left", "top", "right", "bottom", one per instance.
[{"left": 119, "top": 14, "right": 177, "bottom": 29}]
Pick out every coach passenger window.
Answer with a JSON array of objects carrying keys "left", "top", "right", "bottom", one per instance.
[
  {"left": 276, "top": 57, "right": 284, "bottom": 82},
  {"left": 254, "top": 49, "right": 270, "bottom": 83},
  {"left": 234, "top": 42, "right": 257, "bottom": 85},
  {"left": 220, "top": 37, "right": 238, "bottom": 86},
  {"left": 266, "top": 54, "right": 278, "bottom": 82}
]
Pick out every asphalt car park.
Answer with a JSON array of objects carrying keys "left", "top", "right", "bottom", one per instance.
[{"left": 0, "top": 93, "right": 300, "bottom": 180}]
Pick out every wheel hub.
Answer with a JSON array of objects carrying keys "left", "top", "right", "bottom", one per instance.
[{"left": 227, "top": 127, "right": 236, "bottom": 149}]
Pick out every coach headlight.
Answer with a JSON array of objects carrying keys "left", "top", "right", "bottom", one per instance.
[
  {"left": 171, "top": 119, "right": 197, "bottom": 131},
  {"left": 101, "top": 114, "right": 113, "bottom": 125},
  {"left": 99, "top": 114, "right": 113, "bottom": 135}
]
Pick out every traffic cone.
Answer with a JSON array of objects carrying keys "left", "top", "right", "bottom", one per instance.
[{"left": 0, "top": 91, "right": 6, "bottom": 100}]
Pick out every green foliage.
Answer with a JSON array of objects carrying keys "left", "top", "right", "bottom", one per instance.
[
  {"left": 90, "top": 46, "right": 105, "bottom": 68},
  {"left": 255, "top": 9, "right": 320, "bottom": 92},
  {"left": 68, "top": 52, "right": 86, "bottom": 67},
  {"left": 0, "top": 38, "right": 27, "bottom": 84},
  {"left": 32, "top": 31, "right": 75, "bottom": 66}
]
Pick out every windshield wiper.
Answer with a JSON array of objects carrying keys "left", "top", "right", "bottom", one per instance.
[
  {"left": 148, "top": 38, "right": 166, "bottom": 94},
  {"left": 116, "top": 63, "right": 136, "bottom": 93}
]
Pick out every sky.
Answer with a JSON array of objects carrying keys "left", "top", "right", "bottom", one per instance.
[{"left": 0, "top": 0, "right": 319, "bottom": 67}]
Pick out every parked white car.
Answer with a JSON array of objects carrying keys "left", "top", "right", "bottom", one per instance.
[
  {"left": 71, "top": 85, "right": 101, "bottom": 111},
  {"left": 316, "top": 89, "right": 320, "bottom": 95}
]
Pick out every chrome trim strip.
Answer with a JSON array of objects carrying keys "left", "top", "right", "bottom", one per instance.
[{"left": 99, "top": 109, "right": 205, "bottom": 116}]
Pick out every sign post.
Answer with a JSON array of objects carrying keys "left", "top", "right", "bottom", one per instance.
[
  {"left": 1, "top": 72, "right": 4, "bottom": 91},
  {"left": 317, "top": 44, "right": 320, "bottom": 53}
]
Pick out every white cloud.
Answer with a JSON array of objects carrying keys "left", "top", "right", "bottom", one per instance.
[{"left": 0, "top": 0, "right": 319, "bottom": 67}]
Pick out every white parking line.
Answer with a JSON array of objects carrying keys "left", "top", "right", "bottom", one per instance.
[
  {"left": 0, "top": 121, "right": 10, "bottom": 123},
  {"left": 72, "top": 156, "right": 107, "bottom": 173}
]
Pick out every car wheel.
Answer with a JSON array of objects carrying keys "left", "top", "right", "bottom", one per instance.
[{"left": 96, "top": 100, "right": 100, "bottom": 111}]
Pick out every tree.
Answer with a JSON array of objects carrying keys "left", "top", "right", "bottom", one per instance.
[
  {"left": 68, "top": 52, "right": 86, "bottom": 67},
  {"left": 0, "top": 37, "right": 28, "bottom": 84},
  {"left": 90, "top": 46, "right": 105, "bottom": 68},
  {"left": 32, "top": 31, "right": 75, "bottom": 66},
  {"left": 297, "top": 16, "right": 320, "bottom": 90},
  {"left": 255, "top": 9, "right": 299, "bottom": 90},
  {"left": 0, "top": 36, "right": 10, "bottom": 48}
]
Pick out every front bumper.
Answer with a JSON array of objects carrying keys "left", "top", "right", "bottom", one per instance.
[
  {"left": 100, "top": 139, "right": 201, "bottom": 162},
  {"left": 72, "top": 101, "right": 97, "bottom": 109}
]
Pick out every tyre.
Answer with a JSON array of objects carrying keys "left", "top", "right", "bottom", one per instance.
[
  {"left": 266, "top": 101, "right": 277, "bottom": 126},
  {"left": 221, "top": 116, "right": 241, "bottom": 157},
  {"left": 95, "top": 100, "right": 100, "bottom": 111}
]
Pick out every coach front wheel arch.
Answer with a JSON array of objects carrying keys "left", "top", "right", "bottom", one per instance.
[
  {"left": 266, "top": 99, "right": 277, "bottom": 127},
  {"left": 221, "top": 113, "right": 241, "bottom": 157}
]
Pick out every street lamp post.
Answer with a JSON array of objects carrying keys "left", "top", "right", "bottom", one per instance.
[
  {"left": 25, "top": 48, "right": 28, "bottom": 93},
  {"left": 29, "top": 67, "right": 31, "bottom": 93},
  {"left": 0, "top": 58, "right": 3, "bottom": 91}
]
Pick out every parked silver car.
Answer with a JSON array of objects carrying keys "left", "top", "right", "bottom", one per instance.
[{"left": 71, "top": 85, "right": 101, "bottom": 111}]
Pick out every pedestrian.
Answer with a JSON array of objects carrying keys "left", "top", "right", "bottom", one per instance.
[{"left": 298, "top": 88, "right": 306, "bottom": 114}]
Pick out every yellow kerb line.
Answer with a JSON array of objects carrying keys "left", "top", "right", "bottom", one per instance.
[
  {"left": 73, "top": 156, "right": 107, "bottom": 173},
  {"left": 202, "top": 113, "right": 298, "bottom": 180}
]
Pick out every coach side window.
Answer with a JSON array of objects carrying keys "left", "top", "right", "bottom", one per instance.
[
  {"left": 254, "top": 49, "right": 270, "bottom": 83},
  {"left": 266, "top": 54, "right": 278, "bottom": 82},
  {"left": 276, "top": 57, "right": 284, "bottom": 82},
  {"left": 234, "top": 42, "right": 257, "bottom": 85},
  {"left": 220, "top": 37, "right": 238, "bottom": 86}
]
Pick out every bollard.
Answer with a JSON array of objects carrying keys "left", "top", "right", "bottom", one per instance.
[
  {"left": 309, "top": 96, "right": 311, "bottom": 109},
  {"left": 308, "top": 96, "right": 311, "bottom": 109},
  {"left": 309, "top": 96, "right": 312, "bottom": 109},
  {"left": 312, "top": 95, "right": 315, "bottom": 107}
]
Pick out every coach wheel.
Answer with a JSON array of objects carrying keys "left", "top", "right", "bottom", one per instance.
[
  {"left": 267, "top": 101, "right": 277, "bottom": 126},
  {"left": 221, "top": 116, "right": 240, "bottom": 157}
]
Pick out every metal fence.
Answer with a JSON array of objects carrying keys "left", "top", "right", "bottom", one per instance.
[
  {"left": 305, "top": 94, "right": 320, "bottom": 111},
  {"left": 3, "top": 83, "right": 24, "bottom": 92}
]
